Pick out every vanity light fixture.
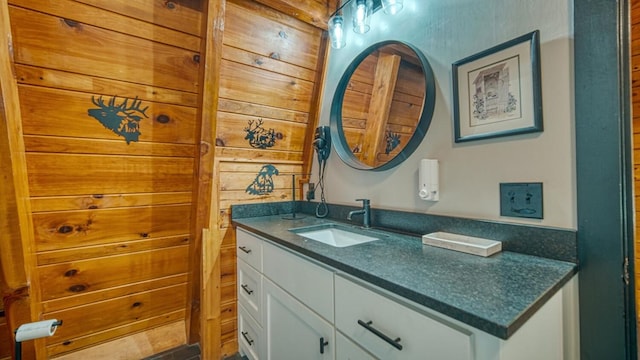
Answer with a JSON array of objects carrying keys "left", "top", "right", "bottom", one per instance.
[{"left": 328, "top": 0, "right": 404, "bottom": 49}]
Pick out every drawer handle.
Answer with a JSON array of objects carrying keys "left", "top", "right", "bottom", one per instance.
[
  {"left": 357, "top": 319, "right": 403, "bottom": 351},
  {"left": 238, "top": 246, "right": 252, "bottom": 254},
  {"left": 319, "top": 337, "right": 329, "bottom": 354},
  {"left": 241, "top": 331, "right": 254, "bottom": 346},
  {"left": 241, "top": 284, "right": 254, "bottom": 295}
]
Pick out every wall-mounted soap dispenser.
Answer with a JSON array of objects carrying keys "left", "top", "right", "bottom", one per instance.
[{"left": 418, "top": 159, "right": 439, "bottom": 201}]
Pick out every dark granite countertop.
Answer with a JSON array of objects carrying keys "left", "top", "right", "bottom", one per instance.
[{"left": 232, "top": 214, "right": 577, "bottom": 340}]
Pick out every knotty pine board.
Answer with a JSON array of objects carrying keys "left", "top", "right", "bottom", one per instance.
[
  {"left": 10, "top": 0, "right": 200, "bottom": 51},
  {"left": 26, "top": 154, "right": 195, "bottom": 196},
  {"left": 9, "top": 6, "right": 200, "bottom": 93},
  {"left": 19, "top": 86, "right": 198, "bottom": 145},
  {"left": 15, "top": 64, "right": 199, "bottom": 107},
  {"left": 44, "top": 284, "right": 187, "bottom": 344},
  {"left": 38, "top": 245, "right": 190, "bottom": 300},
  {"left": 32, "top": 204, "right": 191, "bottom": 251},
  {"left": 224, "top": 0, "right": 322, "bottom": 71}
]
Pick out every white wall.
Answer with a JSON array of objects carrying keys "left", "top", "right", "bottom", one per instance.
[{"left": 315, "top": 0, "right": 575, "bottom": 229}]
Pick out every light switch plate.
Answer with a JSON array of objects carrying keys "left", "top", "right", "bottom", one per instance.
[{"left": 499, "top": 182, "right": 543, "bottom": 219}]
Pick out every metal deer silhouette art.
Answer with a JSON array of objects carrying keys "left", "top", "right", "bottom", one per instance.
[
  {"left": 88, "top": 95, "right": 149, "bottom": 144},
  {"left": 244, "top": 119, "right": 277, "bottom": 149}
]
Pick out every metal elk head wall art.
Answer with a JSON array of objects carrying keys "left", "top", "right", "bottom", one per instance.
[{"left": 88, "top": 95, "right": 149, "bottom": 144}]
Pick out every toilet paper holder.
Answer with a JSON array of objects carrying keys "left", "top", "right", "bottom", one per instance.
[{"left": 14, "top": 319, "right": 63, "bottom": 360}]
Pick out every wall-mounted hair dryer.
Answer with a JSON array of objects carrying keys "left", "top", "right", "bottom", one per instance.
[
  {"left": 313, "top": 126, "right": 331, "bottom": 163},
  {"left": 312, "top": 126, "right": 331, "bottom": 218}
]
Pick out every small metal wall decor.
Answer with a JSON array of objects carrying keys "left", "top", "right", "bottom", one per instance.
[
  {"left": 385, "top": 131, "right": 401, "bottom": 154},
  {"left": 244, "top": 119, "right": 280, "bottom": 149},
  {"left": 88, "top": 95, "right": 149, "bottom": 144},
  {"left": 246, "top": 164, "right": 279, "bottom": 195}
]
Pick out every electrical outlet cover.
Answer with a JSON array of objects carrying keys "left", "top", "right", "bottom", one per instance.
[{"left": 499, "top": 183, "right": 543, "bottom": 219}]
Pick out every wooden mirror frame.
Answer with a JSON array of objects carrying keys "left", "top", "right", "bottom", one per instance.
[{"left": 329, "top": 40, "right": 436, "bottom": 171}]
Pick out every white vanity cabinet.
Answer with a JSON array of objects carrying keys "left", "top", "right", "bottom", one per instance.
[{"left": 236, "top": 227, "right": 579, "bottom": 360}]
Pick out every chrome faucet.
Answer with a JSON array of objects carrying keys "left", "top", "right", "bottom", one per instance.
[{"left": 347, "top": 199, "right": 371, "bottom": 228}]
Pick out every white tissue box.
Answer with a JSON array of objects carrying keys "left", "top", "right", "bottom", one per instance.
[{"left": 422, "top": 232, "right": 502, "bottom": 257}]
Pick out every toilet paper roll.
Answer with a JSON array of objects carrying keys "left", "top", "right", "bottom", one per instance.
[{"left": 15, "top": 319, "right": 60, "bottom": 342}]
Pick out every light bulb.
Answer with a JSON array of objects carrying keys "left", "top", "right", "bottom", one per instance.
[
  {"left": 382, "top": 0, "right": 403, "bottom": 15},
  {"left": 352, "top": 0, "right": 372, "bottom": 34},
  {"left": 328, "top": 15, "right": 346, "bottom": 49}
]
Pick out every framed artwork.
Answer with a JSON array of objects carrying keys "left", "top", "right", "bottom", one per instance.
[{"left": 452, "top": 30, "right": 542, "bottom": 143}]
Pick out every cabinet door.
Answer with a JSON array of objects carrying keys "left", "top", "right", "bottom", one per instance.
[{"left": 263, "top": 278, "right": 335, "bottom": 360}]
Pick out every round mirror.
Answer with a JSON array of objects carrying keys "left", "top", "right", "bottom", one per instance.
[{"left": 330, "top": 40, "right": 436, "bottom": 171}]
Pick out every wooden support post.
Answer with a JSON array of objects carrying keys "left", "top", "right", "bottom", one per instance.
[
  {"left": 189, "top": 0, "right": 225, "bottom": 358},
  {"left": 0, "top": 0, "right": 43, "bottom": 358},
  {"left": 361, "top": 53, "right": 401, "bottom": 165}
]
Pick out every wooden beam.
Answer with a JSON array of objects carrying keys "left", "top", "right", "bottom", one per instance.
[
  {"left": 301, "top": 33, "right": 329, "bottom": 196},
  {"left": 200, "top": 228, "right": 222, "bottom": 360},
  {"left": 188, "top": 0, "right": 224, "bottom": 357},
  {"left": 361, "top": 53, "right": 401, "bottom": 165},
  {"left": 0, "top": 0, "right": 43, "bottom": 358},
  {"left": 253, "top": 0, "right": 333, "bottom": 29}
]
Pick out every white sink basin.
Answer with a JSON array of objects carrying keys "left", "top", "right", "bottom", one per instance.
[{"left": 290, "top": 224, "right": 380, "bottom": 247}]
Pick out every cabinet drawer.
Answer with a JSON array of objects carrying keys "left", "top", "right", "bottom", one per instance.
[
  {"left": 239, "top": 303, "right": 263, "bottom": 360},
  {"left": 335, "top": 276, "right": 473, "bottom": 360},
  {"left": 238, "top": 258, "right": 262, "bottom": 324},
  {"left": 263, "top": 241, "right": 334, "bottom": 322},
  {"left": 237, "top": 228, "right": 263, "bottom": 271}
]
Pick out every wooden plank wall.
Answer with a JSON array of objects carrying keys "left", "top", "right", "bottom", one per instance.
[
  {"left": 633, "top": 0, "right": 640, "bottom": 331},
  {"left": 1, "top": 0, "right": 329, "bottom": 358},
  {"left": 214, "top": 0, "right": 327, "bottom": 355},
  {"left": 6, "top": 0, "right": 205, "bottom": 357}
]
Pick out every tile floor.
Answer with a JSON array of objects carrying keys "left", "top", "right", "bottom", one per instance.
[{"left": 143, "top": 344, "right": 247, "bottom": 360}]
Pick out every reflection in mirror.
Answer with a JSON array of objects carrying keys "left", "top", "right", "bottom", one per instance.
[{"left": 330, "top": 41, "right": 435, "bottom": 171}]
